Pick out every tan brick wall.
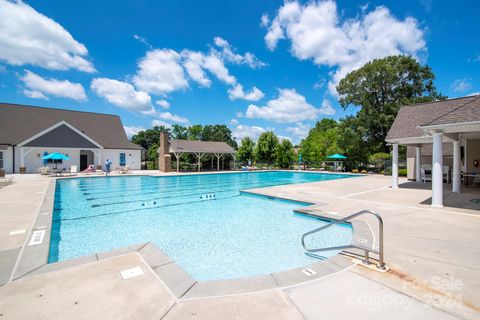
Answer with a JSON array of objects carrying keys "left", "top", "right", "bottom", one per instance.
[{"left": 158, "top": 131, "right": 171, "bottom": 172}]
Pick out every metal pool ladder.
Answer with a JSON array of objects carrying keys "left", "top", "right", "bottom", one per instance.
[{"left": 301, "top": 209, "right": 386, "bottom": 270}]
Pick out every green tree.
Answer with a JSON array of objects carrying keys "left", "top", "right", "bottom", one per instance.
[
  {"left": 368, "top": 152, "right": 391, "bottom": 172},
  {"left": 201, "top": 125, "right": 237, "bottom": 148},
  {"left": 131, "top": 125, "right": 170, "bottom": 158},
  {"left": 237, "top": 137, "right": 255, "bottom": 164},
  {"left": 171, "top": 124, "right": 188, "bottom": 139},
  {"left": 300, "top": 119, "right": 342, "bottom": 164},
  {"left": 336, "top": 116, "right": 369, "bottom": 168},
  {"left": 188, "top": 125, "right": 203, "bottom": 141},
  {"left": 337, "top": 55, "right": 445, "bottom": 153},
  {"left": 276, "top": 139, "right": 295, "bottom": 169},
  {"left": 254, "top": 131, "right": 279, "bottom": 165}
]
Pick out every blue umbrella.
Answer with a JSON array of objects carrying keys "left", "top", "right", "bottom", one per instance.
[
  {"left": 42, "top": 152, "right": 70, "bottom": 168},
  {"left": 326, "top": 153, "right": 347, "bottom": 159},
  {"left": 327, "top": 153, "right": 347, "bottom": 172}
]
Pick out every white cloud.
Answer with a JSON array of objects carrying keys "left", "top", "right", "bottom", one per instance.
[
  {"left": 286, "top": 123, "right": 310, "bottom": 137},
  {"left": 319, "top": 99, "right": 336, "bottom": 115},
  {"left": 246, "top": 88, "right": 323, "bottom": 123},
  {"left": 228, "top": 84, "right": 265, "bottom": 101},
  {"left": 277, "top": 135, "right": 292, "bottom": 142},
  {"left": 23, "top": 89, "right": 48, "bottom": 100},
  {"left": 264, "top": 1, "right": 426, "bottom": 95},
  {"left": 156, "top": 99, "right": 170, "bottom": 109},
  {"left": 450, "top": 79, "right": 472, "bottom": 92},
  {"left": 129, "top": 38, "right": 264, "bottom": 101},
  {"left": 152, "top": 119, "right": 172, "bottom": 128},
  {"left": 181, "top": 50, "right": 211, "bottom": 87},
  {"left": 313, "top": 78, "right": 326, "bottom": 89},
  {"left": 0, "top": 0, "right": 94, "bottom": 72},
  {"left": 91, "top": 78, "right": 154, "bottom": 114},
  {"left": 133, "top": 49, "right": 188, "bottom": 95},
  {"left": 133, "top": 34, "right": 152, "bottom": 49},
  {"left": 468, "top": 92, "right": 480, "bottom": 96},
  {"left": 260, "top": 14, "right": 270, "bottom": 28},
  {"left": 20, "top": 70, "right": 87, "bottom": 101},
  {"left": 232, "top": 124, "right": 266, "bottom": 141},
  {"left": 230, "top": 118, "right": 239, "bottom": 125},
  {"left": 213, "top": 37, "right": 266, "bottom": 69},
  {"left": 157, "top": 112, "right": 189, "bottom": 124},
  {"left": 124, "top": 126, "right": 145, "bottom": 138},
  {"left": 203, "top": 53, "right": 236, "bottom": 85}
]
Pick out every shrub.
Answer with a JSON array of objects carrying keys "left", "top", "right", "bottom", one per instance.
[
  {"left": 369, "top": 152, "right": 391, "bottom": 171},
  {"left": 399, "top": 168, "right": 408, "bottom": 177},
  {"left": 352, "top": 169, "right": 359, "bottom": 173}
]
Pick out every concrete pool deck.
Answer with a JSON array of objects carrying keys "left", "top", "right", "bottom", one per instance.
[{"left": 0, "top": 172, "right": 479, "bottom": 319}]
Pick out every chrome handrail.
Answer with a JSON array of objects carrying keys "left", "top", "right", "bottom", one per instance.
[{"left": 301, "top": 209, "right": 386, "bottom": 270}]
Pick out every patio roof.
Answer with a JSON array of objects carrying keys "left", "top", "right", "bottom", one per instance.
[
  {"left": 168, "top": 139, "right": 235, "bottom": 154},
  {"left": 386, "top": 94, "right": 480, "bottom": 143}
]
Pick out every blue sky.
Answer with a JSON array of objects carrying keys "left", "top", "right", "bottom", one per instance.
[{"left": 0, "top": 0, "right": 479, "bottom": 144}]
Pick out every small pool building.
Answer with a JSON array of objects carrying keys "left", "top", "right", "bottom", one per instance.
[{"left": 0, "top": 103, "right": 143, "bottom": 173}]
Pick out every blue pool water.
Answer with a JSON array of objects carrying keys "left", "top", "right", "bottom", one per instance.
[{"left": 50, "top": 171, "right": 355, "bottom": 280}]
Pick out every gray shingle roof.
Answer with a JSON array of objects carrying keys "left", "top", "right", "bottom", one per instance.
[
  {"left": 168, "top": 139, "right": 235, "bottom": 154},
  {"left": 386, "top": 95, "right": 480, "bottom": 140},
  {"left": 0, "top": 103, "right": 143, "bottom": 150}
]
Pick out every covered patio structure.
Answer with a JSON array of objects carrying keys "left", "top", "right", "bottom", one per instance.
[
  {"left": 158, "top": 131, "right": 236, "bottom": 172},
  {"left": 386, "top": 94, "right": 480, "bottom": 207}
]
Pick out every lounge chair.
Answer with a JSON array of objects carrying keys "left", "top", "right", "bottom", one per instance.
[
  {"left": 421, "top": 164, "right": 432, "bottom": 183},
  {"left": 38, "top": 167, "right": 52, "bottom": 175},
  {"left": 115, "top": 166, "right": 131, "bottom": 174}
]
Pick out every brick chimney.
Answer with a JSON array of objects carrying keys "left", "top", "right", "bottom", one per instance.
[{"left": 158, "top": 131, "right": 171, "bottom": 172}]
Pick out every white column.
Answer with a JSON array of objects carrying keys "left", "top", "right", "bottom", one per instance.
[
  {"left": 432, "top": 132, "right": 443, "bottom": 207},
  {"left": 415, "top": 147, "right": 421, "bottom": 182},
  {"left": 20, "top": 147, "right": 25, "bottom": 167},
  {"left": 216, "top": 154, "right": 221, "bottom": 171},
  {"left": 196, "top": 153, "right": 204, "bottom": 172},
  {"left": 452, "top": 141, "right": 461, "bottom": 193},
  {"left": 174, "top": 152, "right": 180, "bottom": 172},
  {"left": 97, "top": 149, "right": 103, "bottom": 167},
  {"left": 392, "top": 144, "right": 399, "bottom": 189}
]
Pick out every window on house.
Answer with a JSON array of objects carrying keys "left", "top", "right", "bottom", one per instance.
[
  {"left": 0, "top": 152, "right": 3, "bottom": 169},
  {"left": 119, "top": 153, "right": 126, "bottom": 166}
]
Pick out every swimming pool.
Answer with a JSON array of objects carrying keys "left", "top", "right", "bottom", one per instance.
[{"left": 50, "top": 171, "right": 354, "bottom": 280}]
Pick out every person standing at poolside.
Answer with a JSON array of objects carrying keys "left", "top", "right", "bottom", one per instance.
[{"left": 104, "top": 159, "right": 112, "bottom": 176}]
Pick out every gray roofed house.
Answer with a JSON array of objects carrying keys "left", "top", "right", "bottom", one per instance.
[
  {"left": 386, "top": 94, "right": 480, "bottom": 142},
  {"left": 386, "top": 94, "right": 480, "bottom": 208},
  {"left": 0, "top": 103, "right": 143, "bottom": 173}
]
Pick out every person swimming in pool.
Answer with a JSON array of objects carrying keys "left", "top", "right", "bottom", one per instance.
[{"left": 104, "top": 159, "right": 112, "bottom": 176}]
